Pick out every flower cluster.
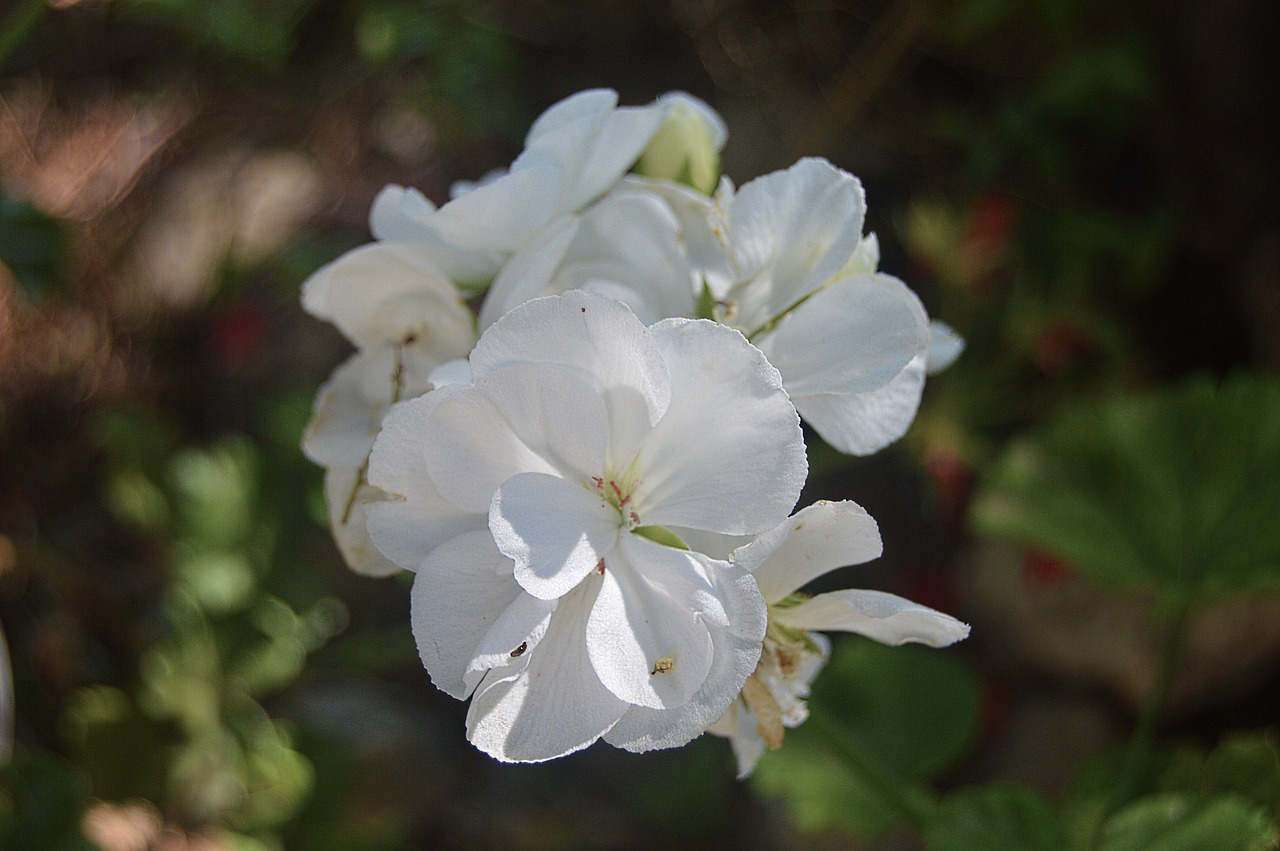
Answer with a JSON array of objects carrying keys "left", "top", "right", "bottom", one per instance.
[{"left": 301, "top": 89, "right": 969, "bottom": 771}]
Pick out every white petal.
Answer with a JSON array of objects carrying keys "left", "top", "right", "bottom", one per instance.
[
  {"left": 639, "top": 318, "right": 805, "bottom": 535},
  {"left": 773, "top": 589, "right": 970, "bottom": 648},
  {"left": 552, "top": 190, "right": 697, "bottom": 324},
  {"left": 727, "top": 158, "right": 865, "bottom": 331},
  {"left": 735, "top": 500, "right": 883, "bottom": 603},
  {"left": 470, "top": 291, "right": 672, "bottom": 465},
  {"left": 424, "top": 161, "right": 563, "bottom": 253},
  {"left": 364, "top": 391, "right": 486, "bottom": 569},
  {"left": 300, "top": 242, "right": 473, "bottom": 352},
  {"left": 525, "top": 89, "right": 618, "bottom": 146},
  {"left": 926, "top": 319, "right": 965, "bottom": 374},
  {"left": 490, "top": 472, "right": 621, "bottom": 601},
  {"left": 302, "top": 350, "right": 394, "bottom": 468},
  {"left": 476, "top": 215, "right": 580, "bottom": 331},
  {"left": 758, "top": 272, "right": 929, "bottom": 399},
  {"left": 539, "top": 101, "right": 666, "bottom": 213},
  {"left": 466, "top": 579, "right": 628, "bottom": 762},
  {"left": 621, "top": 176, "right": 734, "bottom": 299},
  {"left": 586, "top": 535, "right": 725, "bottom": 710},
  {"left": 464, "top": 590, "right": 558, "bottom": 691},
  {"left": 422, "top": 362, "right": 610, "bottom": 512},
  {"left": 410, "top": 530, "right": 529, "bottom": 699},
  {"left": 323, "top": 466, "right": 402, "bottom": 578},
  {"left": 603, "top": 560, "right": 767, "bottom": 753},
  {"left": 794, "top": 354, "right": 927, "bottom": 456},
  {"left": 427, "top": 357, "right": 472, "bottom": 388}
]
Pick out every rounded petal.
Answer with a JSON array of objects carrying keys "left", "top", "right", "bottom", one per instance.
[
  {"left": 926, "top": 319, "right": 965, "bottom": 374},
  {"left": 735, "top": 500, "right": 883, "bottom": 603},
  {"left": 425, "top": 161, "right": 562, "bottom": 253},
  {"left": 300, "top": 242, "right": 473, "bottom": 352},
  {"left": 490, "top": 471, "right": 621, "bottom": 600},
  {"left": 422, "top": 362, "right": 610, "bottom": 512},
  {"left": 586, "top": 535, "right": 723, "bottom": 709},
  {"left": 604, "top": 560, "right": 767, "bottom": 753},
  {"left": 794, "top": 354, "right": 927, "bottom": 456},
  {"left": 368, "top": 185, "right": 503, "bottom": 284},
  {"left": 727, "top": 158, "right": 866, "bottom": 331},
  {"left": 773, "top": 589, "right": 970, "bottom": 648},
  {"left": 639, "top": 318, "right": 805, "bottom": 535},
  {"left": 365, "top": 391, "right": 486, "bottom": 569},
  {"left": 466, "top": 579, "right": 628, "bottom": 762},
  {"left": 470, "top": 291, "right": 672, "bottom": 464},
  {"left": 410, "top": 530, "right": 533, "bottom": 699},
  {"left": 323, "top": 466, "right": 402, "bottom": 578},
  {"left": 463, "top": 590, "right": 558, "bottom": 691},
  {"left": 758, "top": 272, "right": 929, "bottom": 399}
]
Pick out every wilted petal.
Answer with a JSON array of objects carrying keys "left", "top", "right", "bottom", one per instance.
[
  {"left": 757, "top": 272, "right": 929, "bottom": 399},
  {"left": 491, "top": 472, "right": 621, "bottom": 601},
  {"left": 466, "top": 580, "right": 628, "bottom": 762},
  {"left": 736, "top": 500, "right": 883, "bottom": 603},
  {"left": 586, "top": 535, "right": 721, "bottom": 709},
  {"left": 411, "top": 530, "right": 530, "bottom": 699},
  {"left": 773, "top": 589, "right": 970, "bottom": 647},
  {"left": 793, "top": 354, "right": 927, "bottom": 456},
  {"left": 423, "top": 363, "right": 609, "bottom": 512},
  {"left": 323, "top": 467, "right": 401, "bottom": 578},
  {"left": 470, "top": 291, "right": 671, "bottom": 464},
  {"left": 365, "top": 391, "right": 485, "bottom": 569},
  {"left": 302, "top": 350, "right": 395, "bottom": 468},
  {"left": 604, "top": 559, "right": 766, "bottom": 753},
  {"left": 640, "top": 318, "right": 805, "bottom": 535}
]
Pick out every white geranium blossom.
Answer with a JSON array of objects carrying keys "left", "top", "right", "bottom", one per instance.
[
  {"left": 478, "top": 158, "right": 938, "bottom": 456},
  {"left": 708, "top": 500, "right": 970, "bottom": 777},
  {"left": 301, "top": 243, "right": 476, "bottom": 576},
  {"left": 371, "top": 89, "right": 725, "bottom": 288},
  {"left": 364, "top": 290, "right": 807, "bottom": 762}
]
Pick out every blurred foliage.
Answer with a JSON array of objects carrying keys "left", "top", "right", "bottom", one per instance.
[
  {"left": 1, "top": 0, "right": 1278, "bottom": 847},
  {"left": 752, "top": 638, "right": 980, "bottom": 837},
  {"left": 971, "top": 373, "right": 1280, "bottom": 604}
]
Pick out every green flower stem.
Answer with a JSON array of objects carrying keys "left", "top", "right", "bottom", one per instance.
[
  {"left": 0, "top": 0, "right": 46, "bottom": 70},
  {"left": 1109, "top": 594, "right": 1193, "bottom": 815},
  {"left": 806, "top": 710, "right": 936, "bottom": 828}
]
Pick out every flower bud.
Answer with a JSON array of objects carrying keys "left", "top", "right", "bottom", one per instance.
[{"left": 634, "top": 93, "right": 726, "bottom": 195}]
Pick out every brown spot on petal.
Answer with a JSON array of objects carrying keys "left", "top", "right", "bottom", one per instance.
[{"left": 509, "top": 642, "right": 527, "bottom": 658}]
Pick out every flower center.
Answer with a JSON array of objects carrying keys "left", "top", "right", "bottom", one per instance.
[{"left": 590, "top": 475, "right": 641, "bottom": 529}]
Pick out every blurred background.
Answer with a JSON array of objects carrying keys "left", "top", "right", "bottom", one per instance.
[{"left": 1, "top": 1, "right": 1277, "bottom": 848}]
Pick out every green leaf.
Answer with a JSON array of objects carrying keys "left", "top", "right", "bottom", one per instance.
[
  {"left": 751, "top": 638, "right": 980, "bottom": 837},
  {"left": 1161, "top": 731, "right": 1280, "bottom": 820},
  {"left": 1099, "top": 793, "right": 1277, "bottom": 851},
  {"left": 0, "top": 194, "right": 69, "bottom": 302},
  {"left": 972, "top": 373, "right": 1280, "bottom": 603},
  {"left": 926, "top": 785, "right": 1078, "bottom": 851}
]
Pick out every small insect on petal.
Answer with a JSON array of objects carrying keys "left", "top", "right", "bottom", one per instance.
[
  {"left": 510, "top": 642, "right": 527, "bottom": 658},
  {"left": 595, "top": 558, "right": 606, "bottom": 575},
  {"left": 651, "top": 655, "right": 676, "bottom": 675}
]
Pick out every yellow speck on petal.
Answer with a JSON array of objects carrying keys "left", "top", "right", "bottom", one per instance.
[{"left": 651, "top": 655, "right": 676, "bottom": 675}]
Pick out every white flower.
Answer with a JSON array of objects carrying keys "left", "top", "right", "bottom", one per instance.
[
  {"left": 364, "top": 290, "right": 807, "bottom": 762},
  {"left": 370, "top": 89, "right": 724, "bottom": 288},
  {"left": 479, "top": 157, "right": 936, "bottom": 456},
  {"left": 708, "top": 500, "right": 970, "bottom": 777},
  {"left": 301, "top": 243, "right": 476, "bottom": 576}
]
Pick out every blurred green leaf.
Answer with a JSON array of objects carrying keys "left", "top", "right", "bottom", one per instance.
[
  {"left": 1162, "top": 731, "right": 1280, "bottom": 821},
  {"left": 751, "top": 638, "right": 980, "bottom": 837},
  {"left": 0, "top": 751, "right": 96, "bottom": 851},
  {"left": 926, "top": 785, "right": 1077, "bottom": 851},
  {"left": 1098, "top": 793, "right": 1277, "bottom": 851},
  {"left": 0, "top": 193, "right": 69, "bottom": 302},
  {"left": 120, "top": 0, "right": 321, "bottom": 64},
  {"left": 972, "top": 373, "right": 1280, "bottom": 603}
]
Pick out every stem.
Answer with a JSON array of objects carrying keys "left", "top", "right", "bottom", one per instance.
[
  {"left": 0, "top": 0, "right": 46, "bottom": 71},
  {"left": 1109, "top": 595, "right": 1193, "bottom": 814},
  {"left": 805, "top": 711, "right": 936, "bottom": 828}
]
